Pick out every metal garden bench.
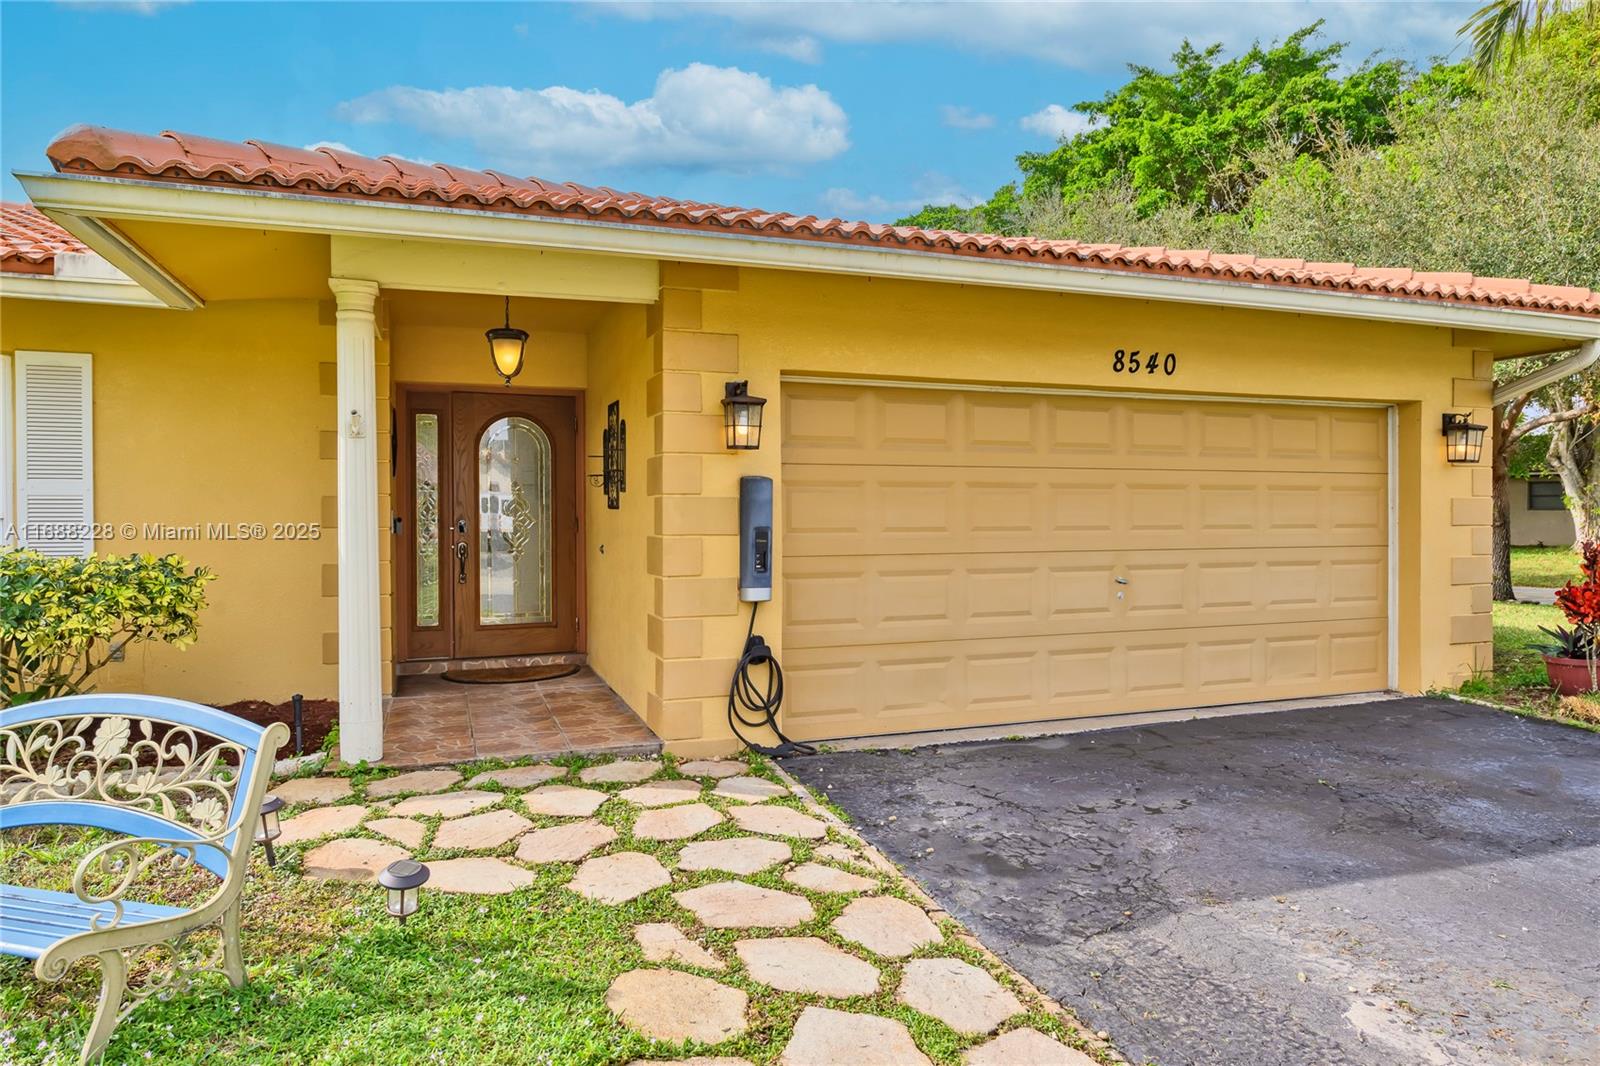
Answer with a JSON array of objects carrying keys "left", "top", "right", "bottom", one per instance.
[{"left": 0, "top": 694, "right": 288, "bottom": 1064}]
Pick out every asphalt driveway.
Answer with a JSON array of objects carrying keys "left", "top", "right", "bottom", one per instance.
[{"left": 787, "top": 698, "right": 1600, "bottom": 1065}]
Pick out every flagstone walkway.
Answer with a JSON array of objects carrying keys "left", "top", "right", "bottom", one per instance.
[{"left": 268, "top": 756, "right": 1110, "bottom": 1064}]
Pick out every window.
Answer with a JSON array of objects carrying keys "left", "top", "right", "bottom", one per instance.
[{"left": 1528, "top": 480, "right": 1565, "bottom": 511}]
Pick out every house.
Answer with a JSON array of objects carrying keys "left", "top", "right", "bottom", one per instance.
[
  {"left": 3, "top": 125, "right": 1598, "bottom": 761},
  {"left": 1508, "top": 477, "right": 1577, "bottom": 546}
]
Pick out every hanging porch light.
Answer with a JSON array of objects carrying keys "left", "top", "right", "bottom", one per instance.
[{"left": 485, "top": 295, "right": 529, "bottom": 385}]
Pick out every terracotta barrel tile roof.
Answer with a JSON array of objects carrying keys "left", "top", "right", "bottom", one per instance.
[
  {"left": 41, "top": 124, "right": 1600, "bottom": 318},
  {"left": 1, "top": 201, "right": 88, "bottom": 274}
]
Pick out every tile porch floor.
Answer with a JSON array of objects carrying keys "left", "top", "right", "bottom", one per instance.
[{"left": 379, "top": 667, "right": 660, "bottom": 767}]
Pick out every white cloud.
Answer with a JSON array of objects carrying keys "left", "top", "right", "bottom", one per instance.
[
  {"left": 1020, "top": 104, "right": 1099, "bottom": 141},
  {"left": 749, "top": 34, "right": 823, "bottom": 64},
  {"left": 940, "top": 105, "right": 995, "bottom": 131},
  {"left": 821, "top": 172, "right": 982, "bottom": 221},
  {"left": 594, "top": 1, "right": 1472, "bottom": 71},
  {"left": 336, "top": 64, "right": 849, "bottom": 174},
  {"left": 301, "top": 141, "right": 434, "bottom": 165}
]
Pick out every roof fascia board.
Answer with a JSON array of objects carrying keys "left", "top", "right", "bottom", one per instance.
[
  {"left": 31, "top": 202, "right": 201, "bottom": 310},
  {"left": 20, "top": 171, "right": 1599, "bottom": 342},
  {"left": 0, "top": 271, "right": 170, "bottom": 308}
]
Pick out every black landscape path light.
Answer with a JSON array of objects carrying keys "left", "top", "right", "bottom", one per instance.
[
  {"left": 256, "top": 796, "right": 285, "bottom": 867},
  {"left": 379, "top": 859, "right": 430, "bottom": 923}
]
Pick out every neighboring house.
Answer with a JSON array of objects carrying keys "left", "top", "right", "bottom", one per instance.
[
  {"left": 1508, "top": 477, "right": 1577, "bottom": 546},
  {"left": 2, "top": 125, "right": 1598, "bottom": 761}
]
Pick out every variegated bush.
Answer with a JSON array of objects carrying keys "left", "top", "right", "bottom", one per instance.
[{"left": 0, "top": 550, "right": 215, "bottom": 705}]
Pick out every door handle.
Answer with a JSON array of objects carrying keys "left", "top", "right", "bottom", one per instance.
[
  {"left": 1114, "top": 576, "right": 1129, "bottom": 585},
  {"left": 454, "top": 541, "right": 468, "bottom": 584}
]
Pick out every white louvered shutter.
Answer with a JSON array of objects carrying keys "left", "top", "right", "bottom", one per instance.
[{"left": 16, "top": 351, "right": 94, "bottom": 557}]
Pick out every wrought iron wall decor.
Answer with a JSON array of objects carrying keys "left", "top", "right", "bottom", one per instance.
[{"left": 588, "top": 400, "right": 626, "bottom": 508}]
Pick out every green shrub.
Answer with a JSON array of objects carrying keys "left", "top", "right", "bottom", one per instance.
[{"left": 0, "top": 549, "right": 215, "bottom": 705}]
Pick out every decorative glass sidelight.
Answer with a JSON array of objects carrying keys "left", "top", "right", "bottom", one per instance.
[
  {"left": 478, "top": 416, "right": 552, "bottom": 625},
  {"left": 414, "top": 414, "right": 441, "bottom": 627}
]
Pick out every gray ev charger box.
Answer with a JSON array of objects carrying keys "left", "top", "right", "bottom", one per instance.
[{"left": 739, "top": 475, "right": 773, "bottom": 602}]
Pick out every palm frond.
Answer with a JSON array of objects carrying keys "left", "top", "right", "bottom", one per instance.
[{"left": 1459, "top": 0, "right": 1592, "bottom": 74}]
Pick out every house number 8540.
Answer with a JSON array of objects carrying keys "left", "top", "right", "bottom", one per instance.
[{"left": 1112, "top": 349, "right": 1177, "bottom": 376}]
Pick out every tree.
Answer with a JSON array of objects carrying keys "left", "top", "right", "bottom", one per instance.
[
  {"left": 1545, "top": 397, "right": 1600, "bottom": 544},
  {"left": 893, "top": 203, "right": 981, "bottom": 231},
  {"left": 1493, "top": 372, "right": 1596, "bottom": 598},
  {"left": 1461, "top": 0, "right": 1597, "bottom": 72},
  {"left": 898, "top": 22, "right": 1461, "bottom": 229}
]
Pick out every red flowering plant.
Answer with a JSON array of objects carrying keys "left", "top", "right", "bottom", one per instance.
[{"left": 1552, "top": 541, "right": 1600, "bottom": 691}]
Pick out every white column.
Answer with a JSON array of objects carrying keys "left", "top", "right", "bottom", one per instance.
[{"left": 329, "top": 278, "right": 384, "bottom": 763}]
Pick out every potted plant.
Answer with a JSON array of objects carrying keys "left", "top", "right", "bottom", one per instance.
[
  {"left": 1541, "top": 541, "right": 1600, "bottom": 695},
  {"left": 1536, "top": 624, "right": 1594, "bottom": 695}
]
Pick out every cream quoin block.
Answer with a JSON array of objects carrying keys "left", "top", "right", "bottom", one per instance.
[{"left": 330, "top": 277, "right": 384, "bottom": 762}]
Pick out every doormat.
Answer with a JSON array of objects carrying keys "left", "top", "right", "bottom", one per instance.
[{"left": 440, "top": 664, "right": 583, "bottom": 685}]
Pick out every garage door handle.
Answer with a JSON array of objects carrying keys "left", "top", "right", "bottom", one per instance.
[{"left": 1114, "top": 577, "right": 1129, "bottom": 585}]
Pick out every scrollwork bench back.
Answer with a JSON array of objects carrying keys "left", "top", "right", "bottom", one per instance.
[{"left": 0, "top": 694, "right": 288, "bottom": 1065}]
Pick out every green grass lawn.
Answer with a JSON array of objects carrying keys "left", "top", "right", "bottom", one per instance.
[
  {"left": 1509, "top": 545, "right": 1579, "bottom": 588},
  {"left": 0, "top": 754, "right": 1095, "bottom": 1066},
  {"left": 1458, "top": 601, "right": 1600, "bottom": 730}
]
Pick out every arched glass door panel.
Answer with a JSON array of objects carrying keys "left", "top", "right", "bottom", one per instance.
[{"left": 477, "top": 416, "right": 552, "bottom": 625}]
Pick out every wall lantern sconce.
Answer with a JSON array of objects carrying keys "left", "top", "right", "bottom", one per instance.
[
  {"left": 255, "top": 796, "right": 285, "bottom": 867},
  {"left": 588, "top": 400, "right": 627, "bottom": 508},
  {"left": 379, "top": 859, "right": 430, "bottom": 924},
  {"left": 1442, "top": 412, "right": 1487, "bottom": 464},
  {"left": 485, "top": 295, "right": 529, "bottom": 385},
  {"left": 722, "top": 381, "right": 767, "bottom": 450}
]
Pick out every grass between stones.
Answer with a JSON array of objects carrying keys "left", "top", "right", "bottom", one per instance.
[{"left": 1, "top": 751, "right": 1108, "bottom": 1065}]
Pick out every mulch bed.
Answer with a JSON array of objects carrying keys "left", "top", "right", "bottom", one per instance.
[{"left": 217, "top": 697, "right": 338, "bottom": 757}]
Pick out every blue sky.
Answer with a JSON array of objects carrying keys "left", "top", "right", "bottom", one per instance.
[{"left": 1, "top": 1, "right": 1475, "bottom": 221}]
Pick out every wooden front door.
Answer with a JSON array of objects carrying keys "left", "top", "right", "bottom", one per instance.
[{"left": 399, "top": 388, "right": 580, "bottom": 661}]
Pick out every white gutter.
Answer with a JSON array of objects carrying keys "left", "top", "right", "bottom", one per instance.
[
  {"left": 0, "top": 271, "right": 169, "bottom": 308},
  {"left": 1491, "top": 339, "right": 1600, "bottom": 406},
  {"left": 17, "top": 170, "right": 1600, "bottom": 342}
]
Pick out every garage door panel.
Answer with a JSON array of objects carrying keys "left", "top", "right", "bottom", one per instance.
[
  {"left": 780, "top": 381, "right": 1388, "bottom": 741},
  {"left": 780, "top": 618, "right": 1389, "bottom": 740},
  {"left": 784, "top": 546, "right": 1386, "bottom": 649},
  {"left": 783, "top": 383, "right": 1388, "bottom": 473},
  {"left": 783, "top": 466, "right": 1387, "bottom": 556}
]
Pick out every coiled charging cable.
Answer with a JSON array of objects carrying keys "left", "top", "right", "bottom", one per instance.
[{"left": 728, "top": 601, "right": 816, "bottom": 758}]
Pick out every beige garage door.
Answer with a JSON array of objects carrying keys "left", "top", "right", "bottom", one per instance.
[{"left": 779, "top": 381, "right": 1389, "bottom": 741}]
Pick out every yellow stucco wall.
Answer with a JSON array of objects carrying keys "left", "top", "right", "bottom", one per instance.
[
  {"left": 3, "top": 251, "right": 1497, "bottom": 757},
  {"left": 584, "top": 304, "right": 655, "bottom": 712},
  {"left": 641, "top": 267, "right": 1494, "bottom": 754},
  {"left": 0, "top": 295, "right": 339, "bottom": 705}
]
